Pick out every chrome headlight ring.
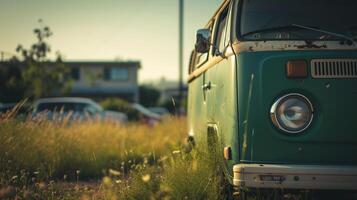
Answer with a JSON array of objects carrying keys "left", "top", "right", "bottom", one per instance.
[{"left": 270, "top": 93, "right": 314, "bottom": 134}]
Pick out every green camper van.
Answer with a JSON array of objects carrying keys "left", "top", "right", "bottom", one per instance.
[{"left": 187, "top": 0, "right": 357, "bottom": 193}]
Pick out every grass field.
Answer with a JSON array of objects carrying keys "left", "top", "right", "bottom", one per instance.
[
  {"left": 0, "top": 112, "right": 221, "bottom": 200},
  {"left": 2, "top": 112, "right": 356, "bottom": 200}
]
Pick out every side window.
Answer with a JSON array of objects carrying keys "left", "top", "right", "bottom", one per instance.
[
  {"left": 71, "top": 68, "right": 80, "bottom": 81},
  {"left": 213, "top": 6, "right": 229, "bottom": 55},
  {"left": 188, "top": 50, "right": 196, "bottom": 74},
  {"left": 195, "top": 51, "right": 207, "bottom": 67},
  {"left": 104, "top": 67, "right": 129, "bottom": 81}
]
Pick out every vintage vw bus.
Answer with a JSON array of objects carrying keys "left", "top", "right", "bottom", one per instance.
[{"left": 187, "top": 0, "right": 357, "bottom": 193}]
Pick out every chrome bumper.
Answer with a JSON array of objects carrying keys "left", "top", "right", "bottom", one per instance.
[{"left": 233, "top": 164, "right": 357, "bottom": 190}]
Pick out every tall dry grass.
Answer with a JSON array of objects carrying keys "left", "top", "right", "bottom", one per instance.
[
  {"left": 0, "top": 114, "right": 186, "bottom": 179},
  {"left": 0, "top": 112, "right": 221, "bottom": 199}
]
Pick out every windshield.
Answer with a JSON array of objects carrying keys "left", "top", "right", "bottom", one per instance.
[
  {"left": 240, "top": 0, "right": 357, "bottom": 40},
  {"left": 36, "top": 102, "right": 101, "bottom": 114}
]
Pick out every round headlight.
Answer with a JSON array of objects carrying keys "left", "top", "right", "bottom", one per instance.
[{"left": 270, "top": 93, "right": 314, "bottom": 134}]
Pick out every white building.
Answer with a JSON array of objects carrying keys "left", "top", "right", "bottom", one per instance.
[{"left": 66, "top": 61, "right": 140, "bottom": 102}]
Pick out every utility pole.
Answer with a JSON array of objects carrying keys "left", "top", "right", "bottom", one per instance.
[{"left": 178, "top": 0, "right": 184, "bottom": 114}]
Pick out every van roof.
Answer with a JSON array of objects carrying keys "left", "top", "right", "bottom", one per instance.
[{"left": 203, "top": 0, "right": 231, "bottom": 28}]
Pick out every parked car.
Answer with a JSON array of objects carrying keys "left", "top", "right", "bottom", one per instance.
[
  {"left": 33, "top": 97, "right": 126, "bottom": 123},
  {"left": 131, "top": 103, "right": 161, "bottom": 125},
  {"left": 33, "top": 97, "right": 104, "bottom": 121},
  {"left": 0, "top": 103, "right": 16, "bottom": 114},
  {"left": 0, "top": 103, "right": 32, "bottom": 119},
  {"left": 103, "top": 110, "right": 128, "bottom": 123},
  {"left": 148, "top": 107, "right": 170, "bottom": 116},
  {"left": 187, "top": 0, "right": 357, "bottom": 197}
]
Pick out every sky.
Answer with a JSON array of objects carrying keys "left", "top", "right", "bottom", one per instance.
[{"left": 0, "top": 0, "right": 222, "bottom": 83}]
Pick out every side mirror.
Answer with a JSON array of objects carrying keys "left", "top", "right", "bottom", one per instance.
[{"left": 195, "top": 29, "right": 211, "bottom": 53}]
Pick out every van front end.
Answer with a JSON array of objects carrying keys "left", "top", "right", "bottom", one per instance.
[
  {"left": 188, "top": 0, "right": 357, "bottom": 194},
  {"left": 233, "top": 42, "right": 357, "bottom": 190}
]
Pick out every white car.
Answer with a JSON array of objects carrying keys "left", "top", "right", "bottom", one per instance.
[
  {"left": 33, "top": 97, "right": 126, "bottom": 123},
  {"left": 33, "top": 97, "right": 103, "bottom": 121}
]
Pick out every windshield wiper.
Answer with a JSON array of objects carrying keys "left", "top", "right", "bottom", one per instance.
[
  {"left": 241, "top": 24, "right": 305, "bottom": 38},
  {"left": 291, "top": 24, "right": 355, "bottom": 44},
  {"left": 347, "top": 26, "right": 357, "bottom": 39},
  {"left": 242, "top": 24, "right": 355, "bottom": 44}
]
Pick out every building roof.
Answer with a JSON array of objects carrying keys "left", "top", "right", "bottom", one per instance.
[
  {"left": 63, "top": 61, "right": 141, "bottom": 68},
  {"left": 0, "top": 60, "right": 141, "bottom": 69}
]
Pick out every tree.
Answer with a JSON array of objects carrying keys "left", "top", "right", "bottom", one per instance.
[
  {"left": 15, "top": 19, "right": 71, "bottom": 99},
  {"left": 0, "top": 59, "right": 25, "bottom": 103}
]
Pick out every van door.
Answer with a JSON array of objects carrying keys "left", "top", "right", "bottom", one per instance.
[
  {"left": 205, "top": 5, "right": 230, "bottom": 122},
  {"left": 187, "top": 22, "right": 213, "bottom": 142},
  {"left": 204, "top": 2, "right": 239, "bottom": 179}
]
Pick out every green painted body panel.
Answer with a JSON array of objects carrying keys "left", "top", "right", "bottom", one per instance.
[
  {"left": 188, "top": 55, "right": 239, "bottom": 179},
  {"left": 237, "top": 50, "right": 357, "bottom": 165},
  {"left": 188, "top": 49, "right": 357, "bottom": 182},
  {"left": 187, "top": 70, "right": 207, "bottom": 140},
  {"left": 205, "top": 56, "right": 239, "bottom": 179}
]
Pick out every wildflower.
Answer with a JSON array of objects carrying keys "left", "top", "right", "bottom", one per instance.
[
  {"left": 33, "top": 171, "right": 40, "bottom": 175},
  {"left": 76, "top": 170, "right": 81, "bottom": 175},
  {"left": 158, "top": 156, "right": 168, "bottom": 163},
  {"left": 36, "top": 182, "right": 46, "bottom": 189},
  {"left": 172, "top": 150, "right": 181, "bottom": 155},
  {"left": 102, "top": 176, "right": 112, "bottom": 186},
  {"left": 11, "top": 176, "right": 18, "bottom": 181},
  {"left": 142, "top": 174, "right": 151, "bottom": 182},
  {"left": 108, "top": 169, "right": 121, "bottom": 176}
]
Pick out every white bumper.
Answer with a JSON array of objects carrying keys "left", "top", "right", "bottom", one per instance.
[{"left": 233, "top": 164, "right": 357, "bottom": 190}]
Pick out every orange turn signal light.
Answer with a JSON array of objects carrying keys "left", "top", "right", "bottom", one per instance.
[
  {"left": 286, "top": 60, "right": 308, "bottom": 78},
  {"left": 224, "top": 147, "right": 232, "bottom": 160}
]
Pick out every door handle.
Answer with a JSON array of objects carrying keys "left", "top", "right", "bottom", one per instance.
[{"left": 202, "top": 81, "right": 212, "bottom": 90}]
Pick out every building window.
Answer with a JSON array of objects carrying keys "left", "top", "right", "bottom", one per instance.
[
  {"left": 71, "top": 68, "right": 80, "bottom": 81},
  {"left": 104, "top": 67, "right": 129, "bottom": 81}
]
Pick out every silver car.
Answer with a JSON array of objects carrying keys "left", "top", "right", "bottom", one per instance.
[{"left": 33, "top": 97, "right": 104, "bottom": 121}]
